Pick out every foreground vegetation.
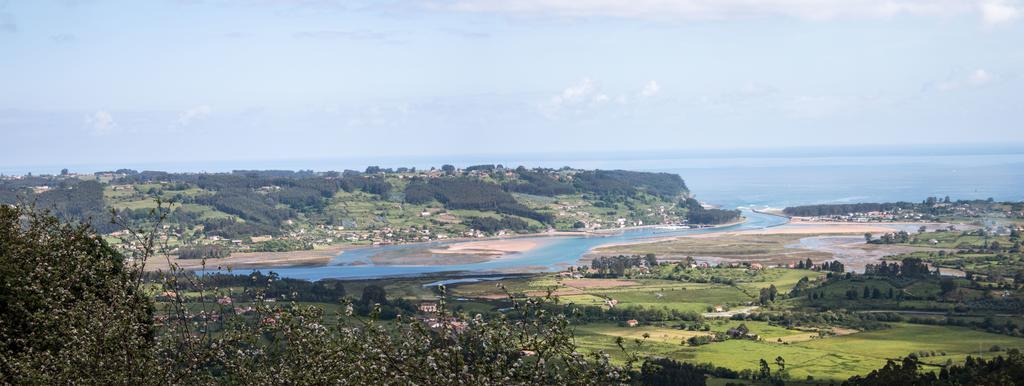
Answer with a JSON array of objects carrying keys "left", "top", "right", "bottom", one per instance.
[
  {"left": 4, "top": 204, "right": 1023, "bottom": 384},
  {"left": 0, "top": 205, "right": 637, "bottom": 384}
]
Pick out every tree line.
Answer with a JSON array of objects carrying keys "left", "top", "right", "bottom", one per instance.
[
  {"left": 0, "top": 179, "right": 116, "bottom": 233},
  {"left": 176, "top": 244, "right": 230, "bottom": 259},
  {"left": 572, "top": 170, "right": 688, "bottom": 200},
  {"left": 462, "top": 216, "right": 532, "bottom": 233},
  {"left": 683, "top": 198, "right": 741, "bottom": 225},
  {"left": 784, "top": 196, "right": 1017, "bottom": 218},
  {"left": 589, "top": 254, "right": 658, "bottom": 277},
  {"left": 864, "top": 257, "right": 936, "bottom": 278},
  {"left": 502, "top": 168, "right": 576, "bottom": 196}
]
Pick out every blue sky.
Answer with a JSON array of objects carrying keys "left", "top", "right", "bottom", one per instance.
[{"left": 1, "top": 0, "right": 1023, "bottom": 169}]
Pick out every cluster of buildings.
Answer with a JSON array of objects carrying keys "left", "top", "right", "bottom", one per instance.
[
  {"left": 556, "top": 202, "right": 680, "bottom": 231},
  {"left": 415, "top": 302, "right": 468, "bottom": 332},
  {"left": 798, "top": 201, "right": 1024, "bottom": 223},
  {"left": 798, "top": 210, "right": 927, "bottom": 223}
]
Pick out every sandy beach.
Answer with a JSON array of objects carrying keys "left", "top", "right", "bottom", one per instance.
[
  {"left": 429, "top": 238, "right": 542, "bottom": 255},
  {"left": 587, "top": 219, "right": 965, "bottom": 274},
  {"left": 571, "top": 217, "right": 751, "bottom": 251},
  {"left": 365, "top": 238, "right": 549, "bottom": 266},
  {"left": 144, "top": 245, "right": 348, "bottom": 272},
  {"left": 144, "top": 234, "right": 557, "bottom": 271},
  {"left": 720, "top": 223, "right": 903, "bottom": 236},
  {"left": 791, "top": 235, "right": 958, "bottom": 273},
  {"left": 148, "top": 217, "right": 950, "bottom": 272}
]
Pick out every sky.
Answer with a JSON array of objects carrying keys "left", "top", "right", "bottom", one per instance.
[{"left": 1, "top": 0, "right": 1023, "bottom": 170}]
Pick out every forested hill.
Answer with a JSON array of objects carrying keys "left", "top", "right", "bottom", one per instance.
[
  {"left": 783, "top": 197, "right": 1018, "bottom": 219},
  {"left": 571, "top": 170, "right": 688, "bottom": 199},
  {"left": 0, "top": 165, "right": 695, "bottom": 251},
  {"left": 783, "top": 202, "right": 916, "bottom": 217}
]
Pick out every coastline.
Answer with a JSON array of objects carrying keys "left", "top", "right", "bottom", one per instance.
[
  {"left": 154, "top": 217, "right": 756, "bottom": 271},
  {"left": 364, "top": 238, "right": 551, "bottom": 266},
  {"left": 579, "top": 217, "right": 752, "bottom": 252},
  {"left": 143, "top": 244, "right": 354, "bottom": 272},
  {"left": 719, "top": 222, "right": 908, "bottom": 236},
  {"left": 752, "top": 207, "right": 789, "bottom": 217},
  {"left": 151, "top": 209, "right": 956, "bottom": 273},
  {"left": 358, "top": 220, "right": 743, "bottom": 267}
]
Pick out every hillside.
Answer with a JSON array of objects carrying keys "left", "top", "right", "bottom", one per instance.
[{"left": 0, "top": 165, "right": 695, "bottom": 255}]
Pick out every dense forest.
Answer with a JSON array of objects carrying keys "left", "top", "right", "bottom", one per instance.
[
  {"left": 404, "top": 177, "right": 554, "bottom": 223},
  {"left": 462, "top": 216, "right": 532, "bottom": 233},
  {"left": 683, "top": 198, "right": 742, "bottom": 225},
  {"left": 194, "top": 189, "right": 294, "bottom": 227},
  {"left": 590, "top": 254, "right": 659, "bottom": 277},
  {"left": 503, "top": 168, "right": 576, "bottom": 196},
  {"left": 572, "top": 170, "right": 688, "bottom": 199},
  {"left": 0, "top": 170, "right": 397, "bottom": 239},
  {"left": 0, "top": 179, "right": 116, "bottom": 233}
]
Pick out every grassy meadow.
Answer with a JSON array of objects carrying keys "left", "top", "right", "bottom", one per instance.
[{"left": 442, "top": 267, "right": 1024, "bottom": 382}]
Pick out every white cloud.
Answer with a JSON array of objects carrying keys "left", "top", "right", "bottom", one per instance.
[
  {"left": 542, "top": 78, "right": 613, "bottom": 118},
  {"left": 980, "top": 0, "right": 1021, "bottom": 25},
  {"left": 442, "top": 0, "right": 1018, "bottom": 24},
  {"left": 541, "top": 78, "right": 666, "bottom": 119},
  {"left": 175, "top": 105, "right": 212, "bottom": 128},
  {"left": 640, "top": 80, "right": 660, "bottom": 97},
  {"left": 552, "top": 77, "right": 597, "bottom": 105},
  {"left": 85, "top": 110, "right": 116, "bottom": 135},
  {"left": 544, "top": 78, "right": 611, "bottom": 111}
]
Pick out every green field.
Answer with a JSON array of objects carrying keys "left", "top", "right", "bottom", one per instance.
[
  {"left": 596, "top": 233, "right": 832, "bottom": 263},
  {"left": 574, "top": 322, "right": 1024, "bottom": 381},
  {"left": 441, "top": 265, "right": 1024, "bottom": 382}
]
